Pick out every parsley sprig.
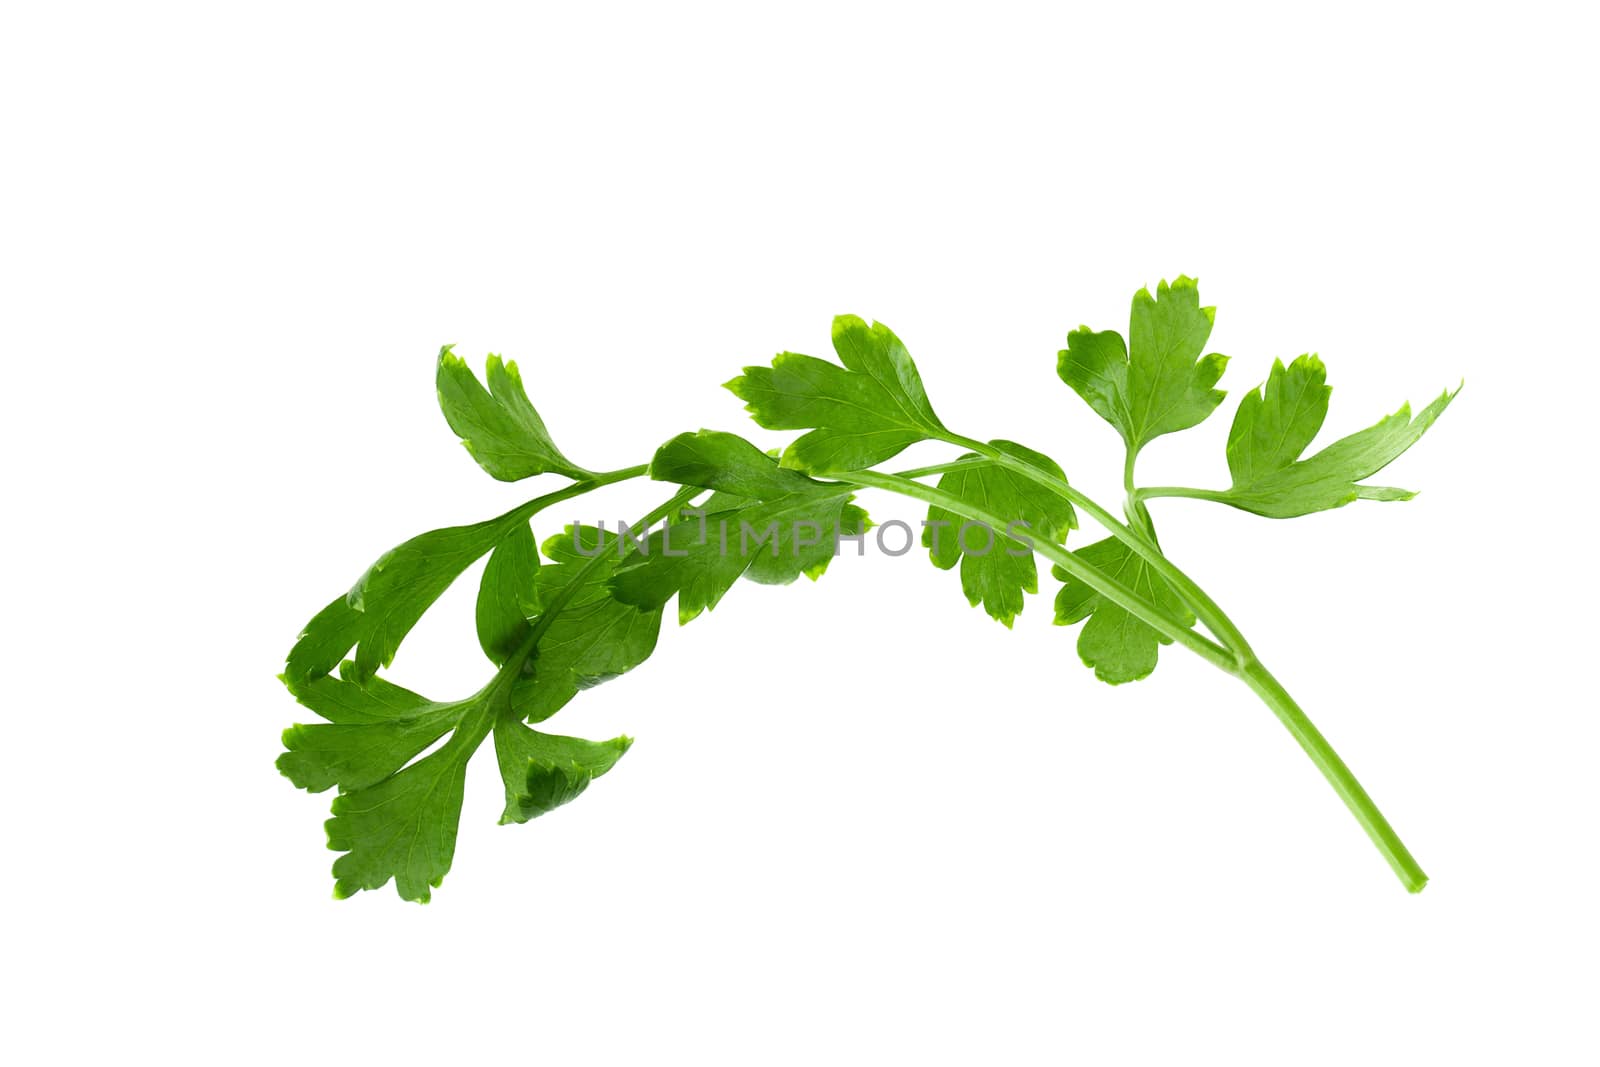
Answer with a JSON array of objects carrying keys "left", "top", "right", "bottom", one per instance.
[{"left": 280, "top": 277, "right": 1455, "bottom": 900}]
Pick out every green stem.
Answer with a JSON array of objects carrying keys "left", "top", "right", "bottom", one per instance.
[
  {"left": 1122, "top": 446, "right": 1157, "bottom": 537},
  {"left": 578, "top": 463, "right": 652, "bottom": 491},
  {"left": 501, "top": 464, "right": 650, "bottom": 527},
  {"left": 891, "top": 456, "right": 992, "bottom": 480},
  {"left": 840, "top": 468, "right": 1235, "bottom": 672},
  {"left": 1134, "top": 486, "right": 1233, "bottom": 505},
  {"left": 442, "top": 690, "right": 501, "bottom": 758},
  {"left": 943, "top": 433, "right": 1256, "bottom": 664},
  {"left": 841, "top": 463, "right": 1426, "bottom": 893},
  {"left": 1240, "top": 662, "right": 1429, "bottom": 893}
]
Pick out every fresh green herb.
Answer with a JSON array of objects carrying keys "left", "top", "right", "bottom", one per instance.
[{"left": 279, "top": 281, "right": 1457, "bottom": 900}]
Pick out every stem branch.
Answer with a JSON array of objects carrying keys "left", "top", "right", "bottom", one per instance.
[
  {"left": 840, "top": 468, "right": 1235, "bottom": 672},
  {"left": 942, "top": 434, "right": 1256, "bottom": 664},
  {"left": 1134, "top": 486, "right": 1233, "bottom": 505}
]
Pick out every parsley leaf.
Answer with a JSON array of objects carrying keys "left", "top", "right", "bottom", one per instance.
[
  {"left": 281, "top": 663, "right": 446, "bottom": 724},
  {"left": 1211, "top": 356, "right": 1459, "bottom": 517},
  {"left": 476, "top": 520, "right": 539, "bottom": 665},
  {"left": 284, "top": 505, "right": 533, "bottom": 685},
  {"left": 725, "top": 314, "right": 946, "bottom": 473},
  {"left": 509, "top": 527, "right": 664, "bottom": 722},
  {"left": 277, "top": 666, "right": 460, "bottom": 793},
  {"left": 1052, "top": 539, "right": 1196, "bottom": 684},
  {"left": 279, "top": 667, "right": 496, "bottom": 903},
  {"left": 922, "top": 440, "right": 1077, "bottom": 627},
  {"left": 610, "top": 430, "right": 869, "bottom": 621},
  {"left": 325, "top": 706, "right": 491, "bottom": 903},
  {"left": 437, "top": 346, "right": 592, "bottom": 481},
  {"left": 493, "top": 718, "right": 633, "bottom": 824},
  {"left": 1057, "top": 276, "right": 1228, "bottom": 455}
]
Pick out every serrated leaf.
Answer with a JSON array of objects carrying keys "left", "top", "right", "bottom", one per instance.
[
  {"left": 278, "top": 717, "right": 456, "bottom": 794},
  {"left": 1225, "top": 354, "right": 1332, "bottom": 487},
  {"left": 277, "top": 669, "right": 462, "bottom": 793},
  {"left": 1053, "top": 538, "right": 1196, "bottom": 684},
  {"left": 725, "top": 315, "right": 946, "bottom": 473},
  {"left": 476, "top": 521, "right": 539, "bottom": 665},
  {"left": 326, "top": 723, "right": 482, "bottom": 903},
  {"left": 1214, "top": 356, "right": 1458, "bottom": 518},
  {"left": 1057, "top": 276, "right": 1228, "bottom": 454},
  {"left": 493, "top": 718, "right": 632, "bottom": 824},
  {"left": 611, "top": 430, "right": 869, "bottom": 622},
  {"left": 437, "top": 347, "right": 592, "bottom": 481},
  {"left": 645, "top": 427, "right": 826, "bottom": 500},
  {"left": 923, "top": 440, "right": 1077, "bottom": 626},
  {"left": 282, "top": 596, "right": 367, "bottom": 690},
  {"left": 283, "top": 663, "right": 439, "bottom": 723}
]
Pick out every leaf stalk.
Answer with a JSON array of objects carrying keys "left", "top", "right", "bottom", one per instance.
[{"left": 836, "top": 462, "right": 1427, "bottom": 893}]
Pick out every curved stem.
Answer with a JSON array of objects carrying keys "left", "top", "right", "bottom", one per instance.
[
  {"left": 841, "top": 461, "right": 1426, "bottom": 893},
  {"left": 1123, "top": 447, "right": 1155, "bottom": 535},
  {"left": 582, "top": 463, "right": 652, "bottom": 489},
  {"left": 501, "top": 464, "right": 650, "bottom": 527},
  {"left": 942, "top": 433, "right": 1256, "bottom": 664},
  {"left": 1240, "top": 662, "right": 1429, "bottom": 892},
  {"left": 840, "top": 468, "right": 1235, "bottom": 672},
  {"left": 891, "top": 456, "right": 992, "bottom": 480}
]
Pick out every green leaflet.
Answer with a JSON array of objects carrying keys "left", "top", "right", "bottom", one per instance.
[
  {"left": 325, "top": 708, "right": 491, "bottom": 903},
  {"left": 725, "top": 314, "right": 946, "bottom": 473},
  {"left": 279, "top": 717, "right": 455, "bottom": 794},
  {"left": 476, "top": 521, "right": 539, "bottom": 665},
  {"left": 610, "top": 430, "right": 870, "bottom": 622},
  {"left": 1212, "top": 356, "right": 1459, "bottom": 518},
  {"left": 1057, "top": 276, "right": 1229, "bottom": 455},
  {"left": 642, "top": 427, "right": 819, "bottom": 500},
  {"left": 276, "top": 665, "right": 488, "bottom": 902},
  {"left": 923, "top": 440, "right": 1077, "bottom": 627},
  {"left": 1052, "top": 539, "right": 1195, "bottom": 685},
  {"left": 493, "top": 718, "right": 633, "bottom": 824},
  {"left": 1226, "top": 355, "right": 1332, "bottom": 487},
  {"left": 509, "top": 527, "right": 665, "bottom": 723},
  {"left": 281, "top": 663, "right": 444, "bottom": 724},
  {"left": 277, "top": 667, "right": 461, "bottom": 793},
  {"left": 284, "top": 503, "right": 533, "bottom": 685},
  {"left": 437, "top": 347, "right": 592, "bottom": 482}
]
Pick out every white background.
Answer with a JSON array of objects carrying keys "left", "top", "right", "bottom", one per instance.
[{"left": 4, "top": 3, "right": 1596, "bottom": 1063}]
